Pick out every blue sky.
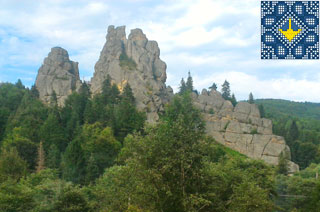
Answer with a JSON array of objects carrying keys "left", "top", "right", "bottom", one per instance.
[{"left": 0, "top": 0, "right": 320, "bottom": 102}]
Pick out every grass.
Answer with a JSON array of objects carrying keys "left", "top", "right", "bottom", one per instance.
[{"left": 119, "top": 52, "right": 137, "bottom": 70}]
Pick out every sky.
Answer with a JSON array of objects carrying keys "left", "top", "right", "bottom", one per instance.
[{"left": 0, "top": 0, "right": 320, "bottom": 102}]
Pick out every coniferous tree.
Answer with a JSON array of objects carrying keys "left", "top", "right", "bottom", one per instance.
[
  {"left": 0, "top": 148, "right": 27, "bottom": 183},
  {"left": 221, "top": 80, "right": 231, "bottom": 100},
  {"left": 287, "top": 120, "right": 299, "bottom": 143},
  {"left": 249, "top": 92, "right": 254, "bottom": 104},
  {"left": 40, "top": 112, "right": 67, "bottom": 153},
  {"left": 61, "top": 138, "right": 86, "bottom": 184},
  {"left": 209, "top": 83, "right": 217, "bottom": 91},
  {"left": 2, "top": 127, "right": 38, "bottom": 170},
  {"left": 231, "top": 93, "right": 237, "bottom": 106},
  {"left": 179, "top": 78, "right": 187, "bottom": 94},
  {"left": 113, "top": 84, "right": 145, "bottom": 141},
  {"left": 15, "top": 79, "right": 25, "bottom": 89},
  {"left": 46, "top": 144, "right": 60, "bottom": 169},
  {"left": 186, "top": 71, "right": 193, "bottom": 92}
]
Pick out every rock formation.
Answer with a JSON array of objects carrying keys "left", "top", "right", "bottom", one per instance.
[
  {"left": 90, "top": 25, "right": 173, "bottom": 122},
  {"left": 34, "top": 26, "right": 299, "bottom": 173},
  {"left": 192, "top": 89, "right": 299, "bottom": 173},
  {"left": 35, "top": 47, "right": 82, "bottom": 106}
]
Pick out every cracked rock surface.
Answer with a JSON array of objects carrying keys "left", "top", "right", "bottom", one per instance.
[
  {"left": 90, "top": 26, "right": 173, "bottom": 123},
  {"left": 35, "top": 26, "right": 299, "bottom": 173},
  {"left": 35, "top": 47, "right": 82, "bottom": 106},
  {"left": 192, "top": 89, "right": 299, "bottom": 173}
]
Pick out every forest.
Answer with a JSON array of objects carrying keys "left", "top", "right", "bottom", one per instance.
[{"left": 0, "top": 78, "right": 319, "bottom": 212}]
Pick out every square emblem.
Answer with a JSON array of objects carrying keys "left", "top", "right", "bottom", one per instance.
[{"left": 261, "top": 1, "right": 319, "bottom": 59}]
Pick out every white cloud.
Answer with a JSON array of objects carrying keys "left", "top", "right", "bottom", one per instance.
[
  {"left": 192, "top": 71, "right": 320, "bottom": 102},
  {"left": 0, "top": 0, "right": 319, "bottom": 102}
]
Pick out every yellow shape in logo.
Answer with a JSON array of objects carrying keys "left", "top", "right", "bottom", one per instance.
[{"left": 279, "top": 19, "right": 301, "bottom": 42}]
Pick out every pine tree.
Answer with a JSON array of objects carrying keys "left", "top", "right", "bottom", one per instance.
[
  {"left": 122, "top": 83, "right": 135, "bottom": 104},
  {"left": 46, "top": 144, "right": 60, "bottom": 169},
  {"left": 186, "top": 71, "right": 193, "bottom": 92},
  {"left": 15, "top": 79, "right": 25, "bottom": 89},
  {"left": 231, "top": 93, "right": 237, "bottom": 106},
  {"left": 79, "top": 82, "right": 91, "bottom": 98},
  {"left": 61, "top": 138, "right": 86, "bottom": 184},
  {"left": 179, "top": 78, "right": 187, "bottom": 94},
  {"left": 287, "top": 120, "right": 299, "bottom": 143},
  {"left": 248, "top": 92, "right": 254, "bottom": 104},
  {"left": 36, "top": 141, "right": 45, "bottom": 173},
  {"left": 0, "top": 148, "right": 27, "bottom": 183},
  {"left": 209, "top": 83, "right": 217, "bottom": 91},
  {"left": 221, "top": 80, "right": 231, "bottom": 100}
]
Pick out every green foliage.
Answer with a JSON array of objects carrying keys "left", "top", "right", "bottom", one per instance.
[
  {"left": 0, "top": 82, "right": 26, "bottom": 140},
  {"left": 61, "top": 138, "right": 86, "bottom": 184},
  {"left": 277, "top": 152, "right": 289, "bottom": 175},
  {"left": 5, "top": 90, "right": 48, "bottom": 143},
  {"left": 0, "top": 148, "right": 27, "bottom": 183},
  {"left": 221, "top": 80, "right": 231, "bottom": 100},
  {"left": 255, "top": 99, "right": 320, "bottom": 120},
  {"left": 40, "top": 112, "right": 67, "bottom": 152},
  {"left": 61, "top": 91, "right": 89, "bottom": 141},
  {"left": 0, "top": 179, "right": 35, "bottom": 212},
  {"left": 258, "top": 104, "right": 265, "bottom": 118},
  {"left": 119, "top": 52, "right": 137, "bottom": 70},
  {"left": 53, "top": 185, "right": 92, "bottom": 212},
  {"left": 255, "top": 99, "right": 320, "bottom": 169},
  {"left": 186, "top": 71, "right": 193, "bottom": 92},
  {"left": 2, "top": 127, "right": 38, "bottom": 170},
  {"left": 248, "top": 92, "right": 254, "bottom": 104},
  {"left": 231, "top": 93, "right": 237, "bottom": 106},
  {"left": 179, "top": 78, "right": 187, "bottom": 94},
  {"left": 93, "top": 94, "right": 276, "bottom": 212},
  {"left": 228, "top": 180, "right": 275, "bottom": 212},
  {"left": 179, "top": 72, "right": 196, "bottom": 95},
  {"left": 275, "top": 164, "right": 320, "bottom": 211},
  {"left": 113, "top": 84, "right": 146, "bottom": 141},
  {"left": 250, "top": 128, "right": 258, "bottom": 135},
  {"left": 208, "top": 82, "right": 217, "bottom": 91},
  {"left": 81, "top": 123, "right": 121, "bottom": 182}
]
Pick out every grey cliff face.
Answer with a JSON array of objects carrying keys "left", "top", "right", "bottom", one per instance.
[
  {"left": 192, "top": 90, "right": 299, "bottom": 173},
  {"left": 35, "top": 47, "right": 82, "bottom": 106},
  {"left": 34, "top": 25, "right": 298, "bottom": 173},
  {"left": 91, "top": 25, "right": 172, "bottom": 122}
]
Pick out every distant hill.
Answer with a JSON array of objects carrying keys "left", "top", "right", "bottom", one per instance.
[{"left": 255, "top": 99, "right": 320, "bottom": 120}]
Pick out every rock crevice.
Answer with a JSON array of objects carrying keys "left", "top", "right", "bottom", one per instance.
[{"left": 35, "top": 25, "right": 299, "bottom": 173}]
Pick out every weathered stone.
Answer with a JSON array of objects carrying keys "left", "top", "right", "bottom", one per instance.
[
  {"left": 194, "top": 88, "right": 299, "bottom": 173},
  {"left": 35, "top": 25, "right": 299, "bottom": 173},
  {"left": 90, "top": 26, "right": 170, "bottom": 123},
  {"left": 35, "top": 47, "right": 82, "bottom": 106}
]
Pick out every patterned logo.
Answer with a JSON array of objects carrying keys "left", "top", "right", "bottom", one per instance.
[{"left": 261, "top": 1, "right": 319, "bottom": 59}]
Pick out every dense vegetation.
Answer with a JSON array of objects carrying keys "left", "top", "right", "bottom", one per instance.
[
  {"left": 0, "top": 79, "right": 319, "bottom": 211},
  {"left": 255, "top": 99, "right": 320, "bottom": 169}
]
